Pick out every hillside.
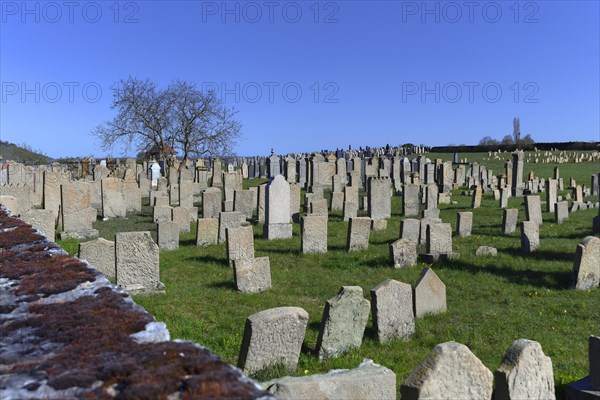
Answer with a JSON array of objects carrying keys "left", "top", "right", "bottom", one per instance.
[{"left": 0, "top": 140, "right": 54, "bottom": 164}]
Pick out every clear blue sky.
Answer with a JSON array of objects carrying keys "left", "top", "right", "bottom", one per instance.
[{"left": 1, "top": 0, "right": 599, "bottom": 158}]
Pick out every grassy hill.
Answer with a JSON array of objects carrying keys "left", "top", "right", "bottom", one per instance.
[{"left": 0, "top": 140, "right": 54, "bottom": 164}]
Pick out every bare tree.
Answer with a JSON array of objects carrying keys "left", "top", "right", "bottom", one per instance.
[
  {"left": 513, "top": 117, "right": 521, "bottom": 145},
  {"left": 93, "top": 77, "right": 241, "bottom": 172}
]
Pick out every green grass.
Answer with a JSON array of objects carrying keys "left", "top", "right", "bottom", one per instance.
[{"left": 57, "top": 153, "right": 600, "bottom": 399}]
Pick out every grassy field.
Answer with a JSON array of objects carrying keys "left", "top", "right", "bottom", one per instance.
[{"left": 58, "top": 152, "right": 600, "bottom": 398}]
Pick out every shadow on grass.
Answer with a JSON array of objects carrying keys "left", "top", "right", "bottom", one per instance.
[
  {"left": 186, "top": 254, "right": 229, "bottom": 266},
  {"left": 208, "top": 280, "right": 236, "bottom": 290},
  {"left": 444, "top": 259, "right": 572, "bottom": 289},
  {"left": 503, "top": 248, "right": 574, "bottom": 262}
]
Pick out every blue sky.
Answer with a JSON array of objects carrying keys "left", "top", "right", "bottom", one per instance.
[{"left": 1, "top": 0, "right": 599, "bottom": 157}]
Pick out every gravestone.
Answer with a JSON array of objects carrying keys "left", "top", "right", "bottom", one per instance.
[
  {"left": 78, "top": 237, "right": 115, "bottom": 282},
  {"left": 476, "top": 246, "right": 497, "bottom": 257},
  {"left": 21, "top": 209, "right": 56, "bottom": 241},
  {"left": 157, "top": 220, "right": 179, "bottom": 250},
  {"left": 202, "top": 188, "right": 222, "bottom": 218},
  {"left": 257, "top": 184, "right": 267, "bottom": 224},
  {"left": 330, "top": 191, "right": 344, "bottom": 212},
  {"left": 179, "top": 180, "right": 194, "bottom": 208},
  {"left": 371, "top": 279, "right": 415, "bottom": 342},
  {"left": 413, "top": 268, "right": 446, "bottom": 317},
  {"left": 419, "top": 218, "right": 442, "bottom": 245},
  {"left": 218, "top": 211, "right": 246, "bottom": 243},
  {"left": 196, "top": 217, "right": 218, "bottom": 247},
  {"left": 234, "top": 257, "right": 271, "bottom": 293},
  {"left": 101, "top": 177, "right": 126, "bottom": 219},
  {"left": 471, "top": 185, "right": 482, "bottom": 209},
  {"left": 301, "top": 215, "right": 328, "bottom": 254},
  {"left": 400, "top": 218, "right": 420, "bottom": 244},
  {"left": 494, "top": 339, "right": 555, "bottom": 400},
  {"left": 171, "top": 207, "right": 191, "bottom": 233},
  {"left": 520, "top": 221, "right": 539, "bottom": 253},
  {"left": 423, "top": 223, "right": 458, "bottom": 262},
  {"left": 500, "top": 187, "right": 510, "bottom": 208},
  {"left": 115, "top": 231, "right": 164, "bottom": 294},
  {"left": 368, "top": 177, "right": 391, "bottom": 221},
  {"left": 390, "top": 238, "right": 418, "bottom": 268},
  {"left": 238, "top": 307, "right": 308, "bottom": 374},
  {"left": 289, "top": 183, "right": 301, "bottom": 222},
  {"left": 234, "top": 189, "right": 256, "bottom": 220},
  {"left": 456, "top": 212, "right": 472, "bottom": 237},
  {"left": 425, "top": 184, "right": 438, "bottom": 210},
  {"left": 555, "top": 201, "right": 569, "bottom": 223},
  {"left": 546, "top": 179, "right": 558, "bottom": 213},
  {"left": 59, "top": 181, "right": 98, "bottom": 239},
  {"left": 153, "top": 205, "right": 172, "bottom": 223},
  {"left": 503, "top": 208, "right": 519, "bottom": 234},
  {"left": 525, "top": 195, "right": 543, "bottom": 225},
  {"left": 512, "top": 150, "right": 525, "bottom": 196},
  {"left": 346, "top": 217, "right": 371, "bottom": 252},
  {"left": 316, "top": 286, "right": 370, "bottom": 360},
  {"left": 309, "top": 198, "right": 328, "bottom": 216},
  {"left": 226, "top": 225, "right": 255, "bottom": 266},
  {"left": 263, "top": 176, "right": 292, "bottom": 240},
  {"left": 403, "top": 184, "right": 420, "bottom": 217},
  {"left": 343, "top": 200, "right": 358, "bottom": 222},
  {"left": 400, "top": 341, "right": 493, "bottom": 400},
  {"left": 571, "top": 236, "right": 600, "bottom": 290}
]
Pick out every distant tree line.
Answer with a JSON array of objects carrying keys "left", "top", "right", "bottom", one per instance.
[{"left": 478, "top": 117, "right": 535, "bottom": 147}]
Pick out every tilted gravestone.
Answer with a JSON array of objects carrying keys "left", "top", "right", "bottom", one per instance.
[
  {"left": 233, "top": 256, "right": 271, "bottom": 293},
  {"left": 226, "top": 225, "right": 255, "bottom": 266},
  {"left": 571, "top": 236, "right": 600, "bottom": 290},
  {"left": 389, "top": 238, "right": 417, "bottom": 268},
  {"left": 218, "top": 211, "right": 246, "bottom": 243},
  {"left": 413, "top": 268, "right": 446, "bottom": 317},
  {"left": 371, "top": 279, "right": 415, "bottom": 342},
  {"left": 316, "top": 286, "right": 370, "bottom": 360},
  {"left": 196, "top": 217, "right": 218, "bottom": 246},
  {"left": 78, "top": 237, "right": 115, "bottom": 282},
  {"left": 346, "top": 217, "right": 371, "bottom": 252},
  {"left": 115, "top": 231, "right": 164, "bottom": 294},
  {"left": 400, "top": 341, "right": 493, "bottom": 400},
  {"left": 238, "top": 307, "right": 308, "bottom": 374},
  {"left": 494, "top": 339, "right": 555, "bottom": 400},
  {"left": 503, "top": 208, "right": 519, "bottom": 234},
  {"left": 520, "top": 221, "right": 539, "bottom": 253},
  {"left": 301, "top": 215, "right": 328, "bottom": 254}
]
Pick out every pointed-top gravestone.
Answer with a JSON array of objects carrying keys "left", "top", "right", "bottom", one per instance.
[
  {"left": 494, "top": 339, "right": 555, "bottom": 400},
  {"left": 413, "top": 268, "right": 446, "bottom": 317},
  {"left": 401, "top": 341, "right": 493, "bottom": 400},
  {"left": 316, "top": 286, "right": 370, "bottom": 360}
]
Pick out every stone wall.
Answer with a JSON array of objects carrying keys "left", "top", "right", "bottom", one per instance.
[{"left": 0, "top": 207, "right": 272, "bottom": 399}]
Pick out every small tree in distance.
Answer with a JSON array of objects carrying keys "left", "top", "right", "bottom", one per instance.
[
  {"left": 479, "top": 136, "right": 499, "bottom": 146},
  {"left": 93, "top": 76, "right": 241, "bottom": 172}
]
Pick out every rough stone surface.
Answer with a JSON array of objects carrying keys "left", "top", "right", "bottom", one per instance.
[
  {"left": 153, "top": 205, "right": 172, "bottom": 223},
  {"left": 403, "top": 184, "right": 420, "bottom": 217},
  {"left": 171, "top": 206, "right": 191, "bottom": 233},
  {"left": 263, "top": 359, "right": 397, "bottom": 400},
  {"left": 234, "top": 189, "right": 256, "bottom": 220},
  {"left": 400, "top": 218, "right": 421, "bottom": 244},
  {"left": 456, "top": 212, "right": 473, "bottom": 237},
  {"left": 494, "top": 339, "right": 555, "bottom": 400},
  {"left": 368, "top": 177, "right": 392, "bottom": 220},
  {"left": 301, "top": 215, "right": 328, "bottom": 254},
  {"left": 238, "top": 307, "right": 308, "bottom": 374},
  {"left": 218, "top": 211, "right": 246, "bottom": 243},
  {"left": 343, "top": 200, "right": 358, "bottom": 221},
  {"left": 520, "top": 221, "right": 539, "bottom": 253},
  {"left": 202, "top": 188, "right": 222, "bottom": 218},
  {"left": 21, "top": 208, "right": 56, "bottom": 241},
  {"left": 78, "top": 237, "right": 116, "bottom": 282},
  {"left": 401, "top": 341, "right": 493, "bottom": 400},
  {"left": 101, "top": 177, "right": 126, "bottom": 219},
  {"left": 425, "top": 223, "right": 454, "bottom": 257},
  {"left": 157, "top": 220, "right": 179, "bottom": 250},
  {"left": 330, "top": 191, "right": 344, "bottom": 211},
  {"left": 555, "top": 201, "right": 569, "bottom": 223},
  {"left": 226, "top": 225, "right": 255, "bottom": 266},
  {"left": 414, "top": 268, "right": 446, "bottom": 317},
  {"left": 310, "top": 198, "right": 328, "bottom": 216},
  {"left": 115, "top": 231, "right": 164, "bottom": 294},
  {"left": 476, "top": 246, "right": 497, "bottom": 257},
  {"left": 346, "top": 217, "right": 371, "bottom": 252},
  {"left": 503, "top": 208, "right": 519, "bottom": 234},
  {"left": 390, "top": 238, "right": 418, "bottom": 268},
  {"left": 471, "top": 185, "right": 482, "bottom": 208},
  {"left": 234, "top": 256, "right": 271, "bottom": 293},
  {"left": 571, "top": 236, "right": 600, "bottom": 290},
  {"left": 371, "top": 279, "right": 415, "bottom": 342},
  {"left": 196, "top": 217, "right": 218, "bottom": 246},
  {"left": 525, "top": 195, "right": 543, "bottom": 225},
  {"left": 264, "top": 175, "right": 292, "bottom": 239},
  {"left": 316, "top": 286, "right": 370, "bottom": 360}
]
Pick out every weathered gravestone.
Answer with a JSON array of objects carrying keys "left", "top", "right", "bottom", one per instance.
[
  {"left": 400, "top": 218, "right": 420, "bottom": 244},
  {"left": 330, "top": 191, "right": 344, "bottom": 212},
  {"left": 425, "top": 184, "right": 438, "bottom": 210},
  {"left": 503, "top": 208, "right": 519, "bottom": 234},
  {"left": 400, "top": 341, "right": 493, "bottom": 400},
  {"left": 500, "top": 187, "right": 510, "bottom": 208},
  {"left": 403, "top": 184, "right": 420, "bottom": 217},
  {"left": 202, "top": 188, "right": 222, "bottom": 219},
  {"left": 157, "top": 220, "right": 179, "bottom": 250},
  {"left": 316, "top": 286, "right": 370, "bottom": 360},
  {"left": 101, "top": 177, "right": 126, "bottom": 219},
  {"left": 476, "top": 246, "right": 497, "bottom": 257},
  {"left": 419, "top": 217, "right": 442, "bottom": 245},
  {"left": 226, "top": 225, "right": 255, "bottom": 266},
  {"left": 494, "top": 339, "right": 555, "bottom": 400},
  {"left": 301, "top": 215, "right": 328, "bottom": 254},
  {"left": 171, "top": 206, "right": 191, "bottom": 233},
  {"left": 78, "top": 237, "right": 115, "bottom": 282},
  {"left": 456, "top": 211, "right": 472, "bottom": 237},
  {"left": 262, "top": 359, "right": 397, "bottom": 400},
  {"left": 471, "top": 185, "right": 482, "bottom": 209},
  {"left": 422, "top": 223, "right": 458, "bottom": 262},
  {"left": 196, "top": 217, "right": 218, "bottom": 246},
  {"left": 525, "top": 195, "right": 543, "bottom": 225},
  {"left": 233, "top": 257, "right": 271, "bottom": 293},
  {"left": 413, "top": 268, "right": 446, "bottom": 317},
  {"left": 218, "top": 211, "right": 246, "bottom": 243},
  {"left": 309, "top": 198, "right": 328, "bottom": 216},
  {"left": 368, "top": 177, "right": 391, "bottom": 222},
  {"left": 571, "top": 236, "right": 600, "bottom": 290},
  {"left": 263, "top": 175, "right": 292, "bottom": 239},
  {"left": 153, "top": 205, "right": 172, "bottom": 223},
  {"left": 555, "top": 201, "right": 569, "bottom": 224},
  {"left": 238, "top": 307, "right": 308, "bottom": 374},
  {"left": 371, "top": 279, "right": 415, "bottom": 342},
  {"left": 60, "top": 181, "right": 98, "bottom": 239},
  {"left": 546, "top": 179, "right": 558, "bottom": 213},
  {"left": 115, "top": 231, "right": 164, "bottom": 294},
  {"left": 346, "top": 217, "right": 371, "bottom": 252},
  {"left": 390, "top": 238, "right": 418, "bottom": 268},
  {"left": 21, "top": 209, "right": 56, "bottom": 242},
  {"left": 343, "top": 200, "right": 358, "bottom": 222},
  {"left": 233, "top": 189, "right": 256, "bottom": 220},
  {"left": 520, "top": 221, "right": 539, "bottom": 253}
]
